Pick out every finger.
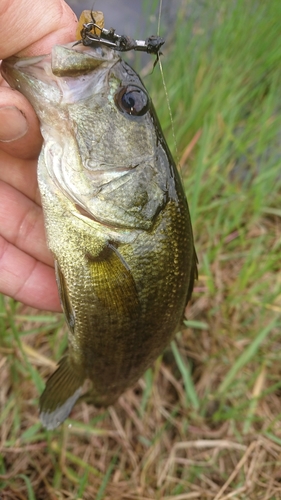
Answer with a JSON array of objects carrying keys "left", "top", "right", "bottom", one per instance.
[
  {"left": 0, "top": 150, "right": 39, "bottom": 203},
  {"left": 0, "top": 180, "right": 53, "bottom": 266},
  {"left": 0, "top": 86, "right": 42, "bottom": 160},
  {"left": 0, "top": 236, "right": 61, "bottom": 311},
  {"left": 0, "top": 0, "right": 77, "bottom": 59}
]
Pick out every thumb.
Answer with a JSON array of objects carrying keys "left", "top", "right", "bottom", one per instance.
[{"left": 0, "top": 0, "right": 77, "bottom": 59}]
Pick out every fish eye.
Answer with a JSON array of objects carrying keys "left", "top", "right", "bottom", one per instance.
[{"left": 114, "top": 85, "right": 149, "bottom": 117}]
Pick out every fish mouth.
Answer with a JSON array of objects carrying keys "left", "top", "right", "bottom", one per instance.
[
  {"left": 1, "top": 42, "right": 119, "bottom": 97},
  {"left": 1, "top": 54, "right": 46, "bottom": 87}
]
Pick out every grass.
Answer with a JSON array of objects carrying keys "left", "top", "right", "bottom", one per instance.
[{"left": 1, "top": 0, "right": 281, "bottom": 497}]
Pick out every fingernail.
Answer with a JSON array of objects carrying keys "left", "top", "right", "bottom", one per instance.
[{"left": 0, "top": 106, "right": 28, "bottom": 142}]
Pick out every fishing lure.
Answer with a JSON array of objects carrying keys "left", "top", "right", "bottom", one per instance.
[{"left": 76, "top": 10, "right": 165, "bottom": 65}]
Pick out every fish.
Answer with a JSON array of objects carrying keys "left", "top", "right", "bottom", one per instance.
[{"left": 1, "top": 39, "right": 197, "bottom": 430}]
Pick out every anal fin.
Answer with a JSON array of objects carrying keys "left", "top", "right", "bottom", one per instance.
[{"left": 39, "top": 356, "right": 84, "bottom": 430}]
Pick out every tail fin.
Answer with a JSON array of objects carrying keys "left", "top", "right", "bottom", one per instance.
[{"left": 39, "top": 356, "right": 85, "bottom": 430}]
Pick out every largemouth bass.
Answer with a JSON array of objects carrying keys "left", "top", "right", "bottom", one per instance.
[{"left": 1, "top": 41, "right": 197, "bottom": 430}]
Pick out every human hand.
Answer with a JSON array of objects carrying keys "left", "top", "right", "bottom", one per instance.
[{"left": 0, "top": 0, "right": 77, "bottom": 311}]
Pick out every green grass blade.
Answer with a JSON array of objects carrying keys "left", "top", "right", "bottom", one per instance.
[
  {"left": 218, "top": 318, "right": 278, "bottom": 394},
  {"left": 95, "top": 454, "right": 118, "bottom": 500},
  {"left": 171, "top": 340, "right": 200, "bottom": 410},
  {"left": 17, "top": 474, "right": 36, "bottom": 500}
]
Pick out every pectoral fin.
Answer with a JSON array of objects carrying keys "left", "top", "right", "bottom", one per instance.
[
  {"left": 87, "top": 242, "right": 140, "bottom": 321},
  {"left": 39, "top": 356, "right": 84, "bottom": 430}
]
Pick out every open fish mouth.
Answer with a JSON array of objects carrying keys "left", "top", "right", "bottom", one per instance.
[{"left": 1, "top": 43, "right": 119, "bottom": 105}]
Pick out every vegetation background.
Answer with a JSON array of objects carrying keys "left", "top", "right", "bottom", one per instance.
[{"left": 1, "top": 0, "right": 281, "bottom": 498}]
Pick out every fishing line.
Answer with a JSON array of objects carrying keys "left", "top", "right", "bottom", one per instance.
[
  {"left": 157, "top": 0, "right": 180, "bottom": 169},
  {"left": 157, "top": 0, "right": 162, "bottom": 35}
]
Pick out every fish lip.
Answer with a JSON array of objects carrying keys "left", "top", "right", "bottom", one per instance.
[{"left": 4, "top": 54, "right": 46, "bottom": 68}]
